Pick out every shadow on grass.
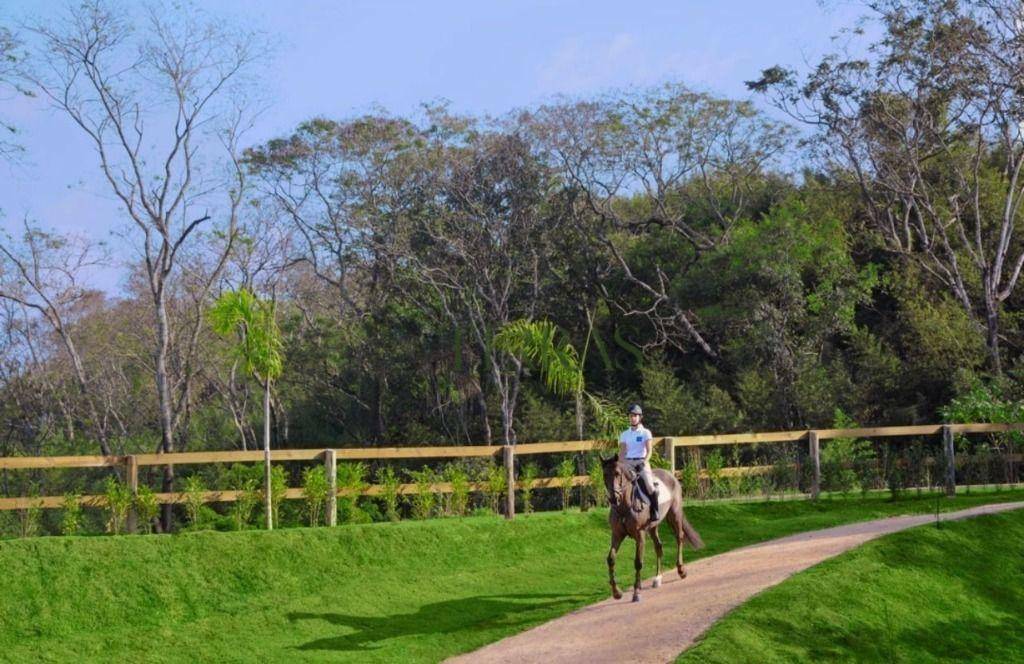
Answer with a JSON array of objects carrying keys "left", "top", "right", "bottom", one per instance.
[{"left": 288, "top": 592, "right": 588, "bottom": 652}]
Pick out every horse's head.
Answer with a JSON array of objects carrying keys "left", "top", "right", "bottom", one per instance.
[{"left": 601, "top": 456, "right": 634, "bottom": 507}]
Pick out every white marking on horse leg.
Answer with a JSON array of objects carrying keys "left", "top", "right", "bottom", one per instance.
[{"left": 652, "top": 574, "right": 663, "bottom": 588}]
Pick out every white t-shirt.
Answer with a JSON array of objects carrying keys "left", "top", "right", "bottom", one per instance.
[{"left": 619, "top": 425, "right": 653, "bottom": 459}]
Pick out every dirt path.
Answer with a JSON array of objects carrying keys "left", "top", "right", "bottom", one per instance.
[{"left": 447, "top": 501, "right": 1024, "bottom": 664}]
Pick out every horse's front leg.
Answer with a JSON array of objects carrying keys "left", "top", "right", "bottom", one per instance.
[
  {"left": 632, "top": 530, "right": 645, "bottom": 602},
  {"left": 650, "top": 525, "right": 664, "bottom": 588},
  {"left": 607, "top": 528, "right": 624, "bottom": 600}
]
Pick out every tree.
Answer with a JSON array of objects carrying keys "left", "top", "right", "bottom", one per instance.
[
  {"left": 0, "top": 25, "right": 29, "bottom": 162},
  {"left": 526, "top": 84, "right": 792, "bottom": 358},
  {"left": 25, "top": 0, "right": 261, "bottom": 525},
  {"left": 748, "top": 0, "right": 1024, "bottom": 374},
  {"left": 209, "top": 289, "right": 282, "bottom": 529}
]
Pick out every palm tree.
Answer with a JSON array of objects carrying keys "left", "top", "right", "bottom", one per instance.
[
  {"left": 494, "top": 319, "right": 622, "bottom": 443},
  {"left": 209, "top": 289, "right": 283, "bottom": 530}
]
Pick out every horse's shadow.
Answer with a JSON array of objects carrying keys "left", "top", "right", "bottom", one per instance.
[{"left": 288, "top": 592, "right": 586, "bottom": 652}]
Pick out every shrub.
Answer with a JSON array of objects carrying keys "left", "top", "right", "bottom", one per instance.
[
  {"left": 134, "top": 485, "right": 159, "bottom": 534},
  {"left": 680, "top": 457, "right": 700, "bottom": 499},
  {"left": 225, "top": 464, "right": 260, "bottom": 530},
  {"left": 182, "top": 475, "right": 208, "bottom": 529},
  {"left": 481, "top": 464, "right": 506, "bottom": 515},
  {"left": 444, "top": 464, "right": 470, "bottom": 517},
  {"left": 407, "top": 467, "right": 437, "bottom": 519},
  {"left": 104, "top": 476, "right": 132, "bottom": 534},
  {"left": 557, "top": 457, "right": 575, "bottom": 510},
  {"left": 377, "top": 466, "right": 400, "bottom": 521},
  {"left": 61, "top": 493, "right": 82, "bottom": 536},
  {"left": 587, "top": 456, "right": 607, "bottom": 507},
  {"left": 336, "top": 462, "right": 367, "bottom": 524},
  {"left": 302, "top": 466, "right": 330, "bottom": 526},
  {"left": 520, "top": 462, "right": 539, "bottom": 514},
  {"left": 705, "top": 450, "right": 725, "bottom": 498},
  {"left": 262, "top": 465, "right": 288, "bottom": 527}
]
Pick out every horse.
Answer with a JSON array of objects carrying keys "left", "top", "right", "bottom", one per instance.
[{"left": 602, "top": 456, "right": 704, "bottom": 602}]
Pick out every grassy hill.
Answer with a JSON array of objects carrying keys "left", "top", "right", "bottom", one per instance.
[
  {"left": 2, "top": 490, "right": 1023, "bottom": 663},
  {"left": 678, "top": 507, "right": 1024, "bottom": 663}
]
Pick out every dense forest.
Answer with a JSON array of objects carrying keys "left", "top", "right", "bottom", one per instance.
[{"left": 2, "top": 1, "right": 1024, "bottom": 527}]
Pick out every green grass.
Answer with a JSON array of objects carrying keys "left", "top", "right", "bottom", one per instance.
[
  {"left": 678, "top": 505, "right": 1024, "bottom": 664},
  {"left": 1, "top": 490, "right": 1022, "bottom": 663}
]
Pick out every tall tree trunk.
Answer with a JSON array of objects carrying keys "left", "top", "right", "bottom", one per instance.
[
  {"left": 154, "top": 285, "right": 177, "bottom": 531},
  {"left": 264, "top": 378, "right": 273, "bottom": 531},
  {"left": 985, "top": 296, "right": 1002, "bottom": 376}
]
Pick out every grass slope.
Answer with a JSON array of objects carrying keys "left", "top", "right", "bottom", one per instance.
[
  {"left": 678, "top": 506, "right": 1024, "bottom": 663},
  {"left": 1, "top": 490, "right": 1022, "bottom": 663}
]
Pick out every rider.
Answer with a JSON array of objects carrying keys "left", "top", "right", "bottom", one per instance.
[{"left": 618, "top": 403, "right": 659, "bottom": 521}]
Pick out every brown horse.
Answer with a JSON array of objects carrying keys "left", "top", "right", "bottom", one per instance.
[{"left": 602, "top": 456, "right": 704, "bottom": 602}]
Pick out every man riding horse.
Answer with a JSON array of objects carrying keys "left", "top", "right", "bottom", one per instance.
[{"left": 618, "top": 404, "right": 659, "bottom": 521}]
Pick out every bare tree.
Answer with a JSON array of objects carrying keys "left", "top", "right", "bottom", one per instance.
[
  {"left": 25, "top": 1, "right": 261, "bottom": 522},
  {"left": 526, "top": 84, "right": 791, "bottom": 357},
  {"left": 0, "top": 222, "right": 116, "bottom": 454},
  {"left": 0, "top": 25, "right": 29, "bottom": 162},
  {"left": 749, "top": 0, "right": 1024, "bottom": 373}
]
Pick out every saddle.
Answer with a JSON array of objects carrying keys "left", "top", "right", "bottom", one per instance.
[{"left": 629, "top": 475, "right": 661, "bottom": 515}]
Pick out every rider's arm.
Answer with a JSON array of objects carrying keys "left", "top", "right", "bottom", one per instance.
[{"left": 643, "top": 434, "right": 653, "bottom": 463}]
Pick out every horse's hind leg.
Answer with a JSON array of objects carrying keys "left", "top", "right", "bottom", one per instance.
[
  {"left": 650, "top": 526, "right": 664, "bottom": 588},
  {"left": 607, "top": 529, "right": 624, "bottom": 600},
  {"left": 632, "top": 530, "right": 645, "bottom": 602},
  {"left": 668, "top": 504, "right": 687, "bottom": 579}
]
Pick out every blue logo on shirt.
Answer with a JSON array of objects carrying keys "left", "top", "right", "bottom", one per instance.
[{"left": 636, "top": 436, "right": 643, "bottom": 443}]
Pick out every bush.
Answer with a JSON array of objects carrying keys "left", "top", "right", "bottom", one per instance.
[
  {"left": 377, "top": 466, "right": 400, "bottom": 521},
  {"left": 182, "top": 475, "right": 208, "bottom": 529},
  {"left": 336, "top": 462, "right": 367, "bottom": 524},
  {"left": 134, "top": 485, "right": 159, "bottom": 534},
  {"left": 104, "top": 476, "right": 132, "bottom": 534},
  {"left": 61, "top": 493, "right": 82, "bottom": 536},
  {"left": 407, "top": 467, "right": 437, "bottom": 520},
  {"left": 705, "top": 450, "right": 725, "bottom": 498},
  {"left": 225, "top": 464, "right": 260, "bottom": 530},
  {"left": 444, "top": 464, "right": 470, "bottom": 517},
  {"left": 261, "top": 465, "right": 288, "bottom": 528},
  {"left": 520, "top": 463, "right": 539, "bottom": 514},
  {"left": 680, "top": 457, "right": 700, "bottom": 499},
  {"left": 302, "top": 466, "right": 330, "bottom": 526},
  {"left": 557, "top": 457, "right": 575, "bottom": 510},
  {"left": 587, "top": 456, "right": 607, "bottom": 507},
  {"left": 481, "top": 464, "right": 506, "bottom": 516}
]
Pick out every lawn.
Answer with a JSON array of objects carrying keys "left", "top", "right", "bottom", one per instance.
[
  {"left": 1, "top": 489, "right": 1022, "bottom": 663},
  {"left": 677, "top": 504, "right": 1024, "bottom": 663}
]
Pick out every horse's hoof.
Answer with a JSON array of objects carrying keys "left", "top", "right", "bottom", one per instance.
[
  {"left": 652, "top": 576, "right": 662, "bottom": 588},
  {"left": 632, "top": 594, "right": 641, "bottom": 603},
  {"left": 678, "top": 566, "right": 687, "bottom": 579},
  {"left": 612, "top": 590, "right": 622, "bottom": 600}
]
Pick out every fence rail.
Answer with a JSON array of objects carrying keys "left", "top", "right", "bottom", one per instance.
[{"left": 2, "top": 422, "right": 1022, "bottom": 525}]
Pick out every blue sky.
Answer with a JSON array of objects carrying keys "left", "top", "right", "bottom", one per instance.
[{"left": 0, "top": 0, "right": 866, "bottom": 291}]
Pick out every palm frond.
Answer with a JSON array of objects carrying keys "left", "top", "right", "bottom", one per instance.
[{"left": 494, "top": 319, "right": 583, "bottom": 398}]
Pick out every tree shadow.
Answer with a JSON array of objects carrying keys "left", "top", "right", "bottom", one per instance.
[{"left": 288, "top": 592, "right": 588, "bottom": 652}]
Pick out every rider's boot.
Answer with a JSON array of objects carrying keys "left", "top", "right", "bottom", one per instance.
[{"left": 649, "top": 488, "right": 660, "bottom": 521}]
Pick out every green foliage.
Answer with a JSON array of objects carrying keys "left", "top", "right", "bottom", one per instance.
[
  {"left": 443, "top": 464, "right": 470, "bottom": 517},
  {"left": 820, "top": 409, "right": 876, "bottom": 497},
  {"left": 519, "top": 462, "right": 539, "bottom": 514},
  {"left": 336, "top": 462, "right": 368, "bottom": 524},
  {"left": 208, "top": 289, "right": 283, "bottom": 384},
  {"left": 586, "top": 456, "right": 607, "bottom": 508},
  {"left": 103, "top": 477, "right": 132, "bottom": 535},
  {"left": 557, "top": 457, "right": 575, "bottom": 510},
  {"left": 301, "top": 466, "right": 330, "bottom": 527},
  {"left": 377, "top": 466, "right": 401, "bottom": 522},
  {"left": 260, "top": 466, "right": 288, "bottom": 528},
  {"left": 61, "top": 493, "right": 82, "bottom": 536},
  {"left": 480, "top": 464, "right": 507, "bottom": 515},
  {"left": 680, "top": 456, "right": 701, "bottom": 499},
  {"left": 182, "top": 475, "right": 208, "bottom": 529},
  {"left": 705, "top": 450, "right": 725, "bottom": 498},
  {"left": 406, "top": 468, "right": 437, "bottom": 520},
  {"left": 134, "top": 486, "right": 159, "bottom": 534},
  {"left": 494, "top": 320, "right": 583, "bottom": 398},
  {"left": 225, "top": 464, "right": 261, "bottom": 530}
]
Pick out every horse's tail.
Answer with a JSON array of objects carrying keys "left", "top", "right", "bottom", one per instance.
[{"left": 680, "top": 513, "right": 704, "bottom": 550}]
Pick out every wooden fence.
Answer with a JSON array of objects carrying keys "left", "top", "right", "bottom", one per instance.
[{"left": 1, "top": 422, "right": 1022, "bottom": 528}]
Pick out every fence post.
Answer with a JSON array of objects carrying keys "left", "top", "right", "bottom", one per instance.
[
  {"left": 126, "top": 455, "right": 139, "bottom": 534},
  {"left": 942, "top": 425, "right": 956, "bottom": 497},
  {"left": 324, "top": 449, "right": 337, "bottom": 526},
  {"left": 503, "top": 445, "right": 515, "bottom": 519},
  {"left": 662, "top": 437, "right": 675, "bottom": 475},
  {"left": 808, "top": 431, "right": 820, "bottom": 500}
]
